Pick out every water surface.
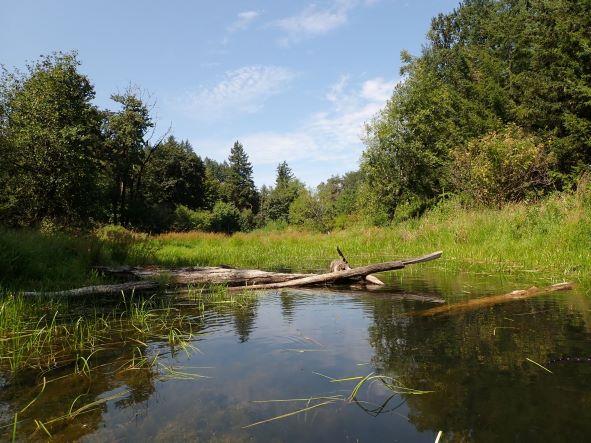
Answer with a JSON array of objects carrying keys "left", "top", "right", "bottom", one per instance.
[{"left": 2, "top": 270, "right": 591, "bottom": 442}]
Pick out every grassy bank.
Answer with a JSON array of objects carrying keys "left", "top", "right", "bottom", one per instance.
[
  {"left": 1, "top": 184, "right": 591, "bottom": 292},
  {"left": 145, "top": 185, "right": 591, "bottom": 291}
]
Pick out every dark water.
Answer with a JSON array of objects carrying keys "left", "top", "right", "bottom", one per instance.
[{"left": 2, "top": 271, "right": 591, "bottom": 442}]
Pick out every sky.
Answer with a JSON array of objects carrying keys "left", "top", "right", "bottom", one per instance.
[{"left": 1, "top": 0, "right": 459, "bottom": 187}]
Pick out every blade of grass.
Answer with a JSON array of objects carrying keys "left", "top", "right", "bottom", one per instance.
[
  {"left": 242, "top": 400, "right": 336, "bottom": 429},
  {"left": 526, "top": 357, "right": 553, "bottom": 374}
]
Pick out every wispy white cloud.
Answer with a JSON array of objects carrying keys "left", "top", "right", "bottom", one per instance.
[
  {"left": 182, "top": 66, "right": 296, "bottom": 121},
  {"left": 192, "top": 75, "right": 397, "bottom": 185},
  {"left": 227, "top": 10, "right": 260, "bottom": 33},
  {"left": 274, "top": 0, "right": 365, "bottom": 46},
  {"left": 271, "top": 0, "right": 380, "bottom": 46},
  {"left": 222, "top": 10, "right": 261, "bottom": 45},
  {"left": 306, "top": 76, "right": 397, "bottom": 158}
]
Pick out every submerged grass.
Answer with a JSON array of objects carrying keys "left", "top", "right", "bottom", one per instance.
[
  {"left": 244, "top": 370, "right": 432, "bottom": 429},
  {"left": 0, "top": 291, "right": 204, "bottom": 380},
  {"left": 0, "top": 286, "right": 236, "bottom": 440}
]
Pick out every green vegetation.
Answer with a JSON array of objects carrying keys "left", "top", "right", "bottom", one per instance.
[
  {"left": 2, "top": 1, "right": 589, "bottom": 235},
  {"left": 361, "top": 0, "right": 591, "bottom": 220},
  {"left": 2, "top": 179, "right": 590, "bottom": 293},
  {"left": 148, "top": 182, "right": 591, "bottom": 290},
  {"left": 1, "top": 1, "right": 589, "bottom": 439}
]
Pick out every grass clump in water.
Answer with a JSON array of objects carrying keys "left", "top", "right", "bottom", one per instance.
[{"left": 0, "top": 291, "right": 200, "bottom": 382}]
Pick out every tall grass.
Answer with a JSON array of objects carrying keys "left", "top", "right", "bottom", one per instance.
[
  {"left": 1, "top": 184, "right": 590, "bottom": 292},
  {"left": 146, "top": 186, "right": 591, "bottom": 290}
]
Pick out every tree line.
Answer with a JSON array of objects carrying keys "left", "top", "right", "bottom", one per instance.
[
  {"left": 1, "top": 0, "right": 589, "bottom": 233},
  {"left": 0, "top": 52, "right": 360, "bottom": 233}
]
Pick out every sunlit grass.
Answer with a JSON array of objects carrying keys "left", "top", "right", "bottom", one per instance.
[
  {"left": 2, "top": 186, "right": 591, "bottom": 293},
  {"left": 142, "top": 189, "right": 591, "bottom": 292}
]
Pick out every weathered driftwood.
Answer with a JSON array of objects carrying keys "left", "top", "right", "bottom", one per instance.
[
  {"left": 330, "top": 246, "right": 385, "bottom": 285},
  {"left": 22, "top": 281, "right": 160, "bottom": 298},
  {"left": 409, "top": 282, "right": 574, "bottom": 317},
  {"left": 25, "top": 251, "right": 442, "bottom": 297},
  {"left": 229, "top": 251, "right": 443, "bottom": 291},
  {"left": 95, "top": 265, "right": 311, "bottom": 286}
]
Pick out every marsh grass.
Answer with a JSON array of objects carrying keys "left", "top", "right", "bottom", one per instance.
[
  {"left": 143, "top": 185, "right": 591, "bottom": 292},
  {"left": 2, "top": 185, "right": 591, "bottom": 293},
  {"left": 0, "top": 286, "right": 241, "bottom": 440},
  {"left": 0, "top": 290, "right": 207, "bottom": 381}
]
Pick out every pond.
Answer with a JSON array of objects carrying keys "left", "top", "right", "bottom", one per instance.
[{"left": 2, "top": 270, "right": 591, "bottom": 442}]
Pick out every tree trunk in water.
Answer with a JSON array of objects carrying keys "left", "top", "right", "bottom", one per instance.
[
  {"left": 409, "top": 282, "right": 574, "bottom": 317},
  {"left": 25, "top": 251, "right": 443, "bottom": 297}
]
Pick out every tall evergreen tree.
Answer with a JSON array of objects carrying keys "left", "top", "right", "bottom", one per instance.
[
  {"left": 262, "top": 161, "right": 303, "bottom": 222},
  {"left": 226, "top": 141, "right": 259, "bottom": 211},
  {"left": 275, "top": 161, "right": 295, "bottom": 189}
]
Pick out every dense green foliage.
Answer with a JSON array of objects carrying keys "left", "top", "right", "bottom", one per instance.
[
  {"left": 362, "top": 0, "right": 591, "bottom": 218},
  {"left": 1, "top": 0, "right": 590, "bottom": 234},
  {"left": 260, "top": 162, "right": 304, "bottom": 224},
  {"left": 0, "top": 54, "right": 103, "bottom": 226},
  {"left": 0, "top": 53, "right": 264, "bottom": 232}
]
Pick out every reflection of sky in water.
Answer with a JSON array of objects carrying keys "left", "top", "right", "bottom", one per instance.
[{"left": 3, "top": 270, "right": 591, "bottom": 442}]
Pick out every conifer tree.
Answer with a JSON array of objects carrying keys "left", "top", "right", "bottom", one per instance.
[{"left": 226, "top": 141, "right": 259, "bottom": 211}]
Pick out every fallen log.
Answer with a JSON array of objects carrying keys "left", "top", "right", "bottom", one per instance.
[
  {"left": 22, "top": 281, "right": 160, "bottom": 298},
  {"left": 331, "top": 246, "right": 385, "bottom": 285},
  {"left": 409, "top": 282, "right": 574, "bottom": 317},
  {"left": 95, "top": 265, "right": 311, "bottom": 286},
  {"left": 229, "top": 251, "right": 443, "bottom": 291},
  {"left": 25, "top": 251, "right": 442, "bottom": 297}
]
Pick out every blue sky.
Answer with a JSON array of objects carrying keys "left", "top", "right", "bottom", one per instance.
[{"left": 1, "top": 0, "right": 459, "bottom": 187}]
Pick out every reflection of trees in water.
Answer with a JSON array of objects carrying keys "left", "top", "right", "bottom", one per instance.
[
  {"left": 232, "top": 297, "right": 260, "bottom": 343},
  {"left": 366, "top": 294, "right": 591, "bottom": 441},
  {"left": 279, "top": 291, "right": 296, "bottom": 323},
  {"left": 0, "top": 347, "right": 158, "bottom": 441}
]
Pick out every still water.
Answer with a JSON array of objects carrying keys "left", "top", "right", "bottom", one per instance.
[{"left": 2, "top": 271, "right": 591, "bottom": 442}]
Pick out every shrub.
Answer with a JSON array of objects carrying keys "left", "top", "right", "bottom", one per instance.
[
  {"left": 450, "top": 125, "right": 555, "bottom": 206},
  {"left": 239, "top": 209, "right": 256, "bottom": 232},
  {"left": 288, "top": 190, "right": 329, "bottom": 232},
  {"left": 172, "top": 205, "right": 211, "bottom": 232},
  {"left": 209, "top": 201, "right": 241, "bottom": 234}
]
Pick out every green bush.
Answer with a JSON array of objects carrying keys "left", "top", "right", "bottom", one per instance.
[
  {"left": 209, "top": 201, "right": 241, "bottom": 234},
  {"left": 450, "top": 125, "right": 555, "bottom": 206},
  {"left": 172, "top": 205, "right": 211, "bottom": 232},
  {"left": 239, "top": 209, "right": 256, "bottom": 232},
  {"left": 289, "top": 190, "right": 329, "bottom": 232}
]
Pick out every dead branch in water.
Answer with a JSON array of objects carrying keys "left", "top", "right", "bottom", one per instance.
[
  {"left": 23, "top": 251, "right": 443, "bottom": 297},
  {"left": 230, "top": 251, "right": 443, "bottom": 291},
  {"left": 409, "top": 282, "right": 574, "bottom": 317},
  {"left": 94, "top": 266, "right": 311, "bottom": 286},
  {"left": 22, "top": 281, "right": 160, "bottom": 298}
]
